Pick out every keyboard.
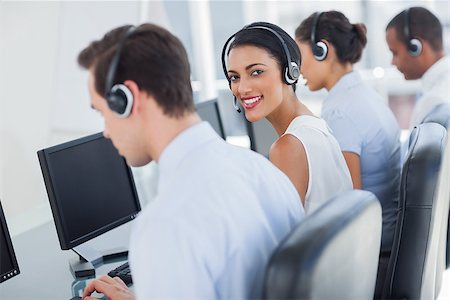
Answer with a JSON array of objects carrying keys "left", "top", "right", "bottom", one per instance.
[{"left": 107, "top": 261, "right": 133, "bottom": 286}]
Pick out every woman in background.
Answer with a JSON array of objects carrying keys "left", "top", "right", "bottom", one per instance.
[
  {"left": 222, "top": 22, "right": 352, "bottom": 214},
  {"left": 295, "top": 11, "right": 401, "bottom": 297}
]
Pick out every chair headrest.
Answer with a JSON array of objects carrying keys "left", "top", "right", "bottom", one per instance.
[{"left": 422, "top": 103, "right": 450, "bottom": 129}]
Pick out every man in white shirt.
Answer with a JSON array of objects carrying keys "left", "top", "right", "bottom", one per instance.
[
  {"left": 78, "top": 23, "right": 304, "bottom": 300},
  {"left": 386, "top": 7, "right": 449, "bottom": 129}
]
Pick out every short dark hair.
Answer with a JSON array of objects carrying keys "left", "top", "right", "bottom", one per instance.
[
  {"left": 386, "top": 7, "right": 443, "bottom": 52},
  {"left": 226, "top": 22, "right": 301, "bottom": 91},
  {"left": 78, "top": 23, "right": 195, "bottom": 118},
  {"left": 295, "top": 11, "right": 367, "bottom": 64}
]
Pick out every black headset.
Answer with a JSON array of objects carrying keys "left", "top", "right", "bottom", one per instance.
[
  {"left": 311, "top": 12, "right": 328, "bottom": 61},
  {"left": 104, "top": 25, "right": 136, "bottom": 118},
  {"left": 221, "top": 25, "right": 300, "bottom": 113},
  {"left": 404, "top": 8, "right": 422, "bottom": 57}
]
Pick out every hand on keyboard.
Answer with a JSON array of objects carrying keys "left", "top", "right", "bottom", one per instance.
[{"left": 83, "top": 274, "right": 135, "bottom": 300}]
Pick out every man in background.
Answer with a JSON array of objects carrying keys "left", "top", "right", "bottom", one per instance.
[{"left": 386, "top": 6, "right": 449, "bottom": 129}]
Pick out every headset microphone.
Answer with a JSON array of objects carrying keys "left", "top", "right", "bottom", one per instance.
[{"left": 233, "top": 96, "right": 242, "bottom": 113}]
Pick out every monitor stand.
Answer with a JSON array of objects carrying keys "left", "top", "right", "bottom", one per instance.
[{"left": 70, "top": 244, "right": 128, "bottom": 278}]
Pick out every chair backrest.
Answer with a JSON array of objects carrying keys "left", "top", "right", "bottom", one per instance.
[
  {"left": 422, "top": 104, "right": 450, "bottom": 270},
  {"left": 422, "top": 103, "right": 450, "bottom": 129},
  {"left": 263, "top": 190, "right": 382, "bottom": 300},
  {"left": 383, "top": 123, "right": 448, "bottom": 299},
  {"left": 432, "top": 132, "right": 450, "bottom": 296}
]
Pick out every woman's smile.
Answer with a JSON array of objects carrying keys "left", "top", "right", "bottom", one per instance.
[{"left": 241, "top": 95, "right": 263, "bottom": 109}]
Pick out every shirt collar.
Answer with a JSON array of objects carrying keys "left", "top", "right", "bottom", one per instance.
[
  {"left": 157, "top": 121, "right": 218, "bottom": 192},
  {"left": 325, "top": 71, "right": 362, "bottom": 104},
  {"left": 421, "top": 56, "right": 450, "bottom": 92}
]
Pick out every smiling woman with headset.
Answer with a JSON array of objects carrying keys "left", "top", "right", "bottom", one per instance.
[
  {"left": 222, "top": 22, "right": 352, "bottom": 214},
  {"left": 296, "top": 11, "right": 402, "bottom": 297}
]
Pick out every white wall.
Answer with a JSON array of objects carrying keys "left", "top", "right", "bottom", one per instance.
[
  {"left": 0, "top": 2, "right": 61, "bottom": 235},
  {"left": 0, "top": 2, "right": 144, "bottom": 236}
]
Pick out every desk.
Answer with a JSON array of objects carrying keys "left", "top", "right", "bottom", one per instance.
[{"left": 0, "top": 220, "right": 132, "bottom": 300}]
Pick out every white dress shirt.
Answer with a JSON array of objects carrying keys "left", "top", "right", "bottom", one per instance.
[
  {"left": 410, "top": 56, "right": 450, "bottom": 128},
  {"left": 129, "top": 122, "right": 304, "bottom": 299}
]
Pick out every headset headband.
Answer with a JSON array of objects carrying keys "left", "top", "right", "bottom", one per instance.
[
  {"left": 402, "top": 8, "right": 422, "bottom": 57},
  {"left": 404, "top": 8, "right": 412, "bottom": 43},
  {"left": 311, "top": 12, "right": 323, "bottom": 46},
  {"left": 221, "top": 24, "right": 299, "bottom": 85},
  {"left": 105, "top": 25, "right": 136, "bottom": 97}
]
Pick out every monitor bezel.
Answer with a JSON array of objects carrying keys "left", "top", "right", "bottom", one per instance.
[
  {"left": 0, "top": 200, "right": 20, "bottom": 283},
  {"left": 37, "top": 132, "right": 141, "bottom": 250},
  {"left": 196, "top": 98, "right": 226, "bottom": 139}
]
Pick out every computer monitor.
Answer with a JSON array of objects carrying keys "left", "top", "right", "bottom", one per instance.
[
  {"left": 37, "top": 132, "right": 141, "bottom": 277},
  {"left": 196, "top": 98, "right": 226, "bottom": 139},
  {"left": 0, "top": 200, "right": 20, "bottom": 283},
  {"left": 246, "top": 118, "right": 278, "bottom": 158}
]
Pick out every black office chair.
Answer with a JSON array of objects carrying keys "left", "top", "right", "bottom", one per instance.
[
  {"left": 263, "top": 190, "right": 382, "bottom": 300},
  {"left": 383, "top": 123, "right": 448, "bottom": 299},
  {"left": 422, "top": 102, "right": 450, "bottom": 269}
]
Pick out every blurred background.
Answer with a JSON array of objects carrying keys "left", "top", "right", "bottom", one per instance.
[{"left": 0, "top": 0, "right": 449, "bottom": 236}]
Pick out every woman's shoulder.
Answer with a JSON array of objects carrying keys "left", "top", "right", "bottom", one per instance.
[{"left": 270, "top": 133, "right": 305, "bottom": 160}]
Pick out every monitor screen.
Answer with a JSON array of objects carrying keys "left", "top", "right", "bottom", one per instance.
[
  {"left": 246, "top": 118, "right": 278, "bottom": 158},
  {"left": 37, "top": 133, "right": 141, "bottom": 250},
  {"left": 0, "top": 200, "right": 20, "bottom": 283},
  {"left": 196, "top": 99, "right": 226, "bottom": 139}
]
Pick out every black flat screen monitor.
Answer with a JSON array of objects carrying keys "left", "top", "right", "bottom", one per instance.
[
  {"left": 196, "top": 99, "right": 226, "bottom": 139},
  {"left": 37, "top": 133, "right": 141, "bottom": 251},
  {"left": 0, "top": 200, "right": 20, "bottom": 283},
  {"left": 246, "top": 118, "right": 278, "bottom": 158}
]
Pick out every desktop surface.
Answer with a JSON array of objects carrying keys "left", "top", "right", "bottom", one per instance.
[{"left": 0, "top": 220, "right": 132, "bottom": 300}]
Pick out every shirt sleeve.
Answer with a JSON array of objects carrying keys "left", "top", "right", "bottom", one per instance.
[{"left": 325, "top": 109, "right": 363, "bottom": 156}]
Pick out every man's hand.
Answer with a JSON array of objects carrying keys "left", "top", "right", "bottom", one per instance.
[{"left": 82, "top": 275, "right": 135, "bottom": 300}]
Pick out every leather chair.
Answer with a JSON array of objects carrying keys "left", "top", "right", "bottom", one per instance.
[
  {"left": 422, "top": 103, "right": 450, "bottom": 129},
  {"left": 382, "top": 123, "right": 448, "bottom": 299},
  {"left": 433, "top": 134, "right": 450, "bottom": 295},
  {"left": 422, "top": 102, "right": 450, "bottom": 269},
  {"left": 263, "top": 190, "right": 382, "bottom": 300}
]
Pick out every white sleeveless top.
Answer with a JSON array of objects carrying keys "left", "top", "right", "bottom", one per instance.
[{"left": 284, "top": 115, "right": 353, "bottom": 214}]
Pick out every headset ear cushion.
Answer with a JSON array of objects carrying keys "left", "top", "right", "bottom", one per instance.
[
  {"left": 408, "top": 38, "right": 422, "bottom": 57},
  {"left": 290, "top": 62, "right": 300, "bottom": 80},
  {"left": 108, "top": 84, "right": 134, "bottom": 118},
  {"left": 285, "top": 61, "right": 300, "bottom": 84},
  {"left": 313, "top": 41, "right": 328, "bottom": 61}
]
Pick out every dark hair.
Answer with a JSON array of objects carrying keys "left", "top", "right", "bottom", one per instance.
[
  {"left": 226, "top": 22, "right": 301, "bottom": 91},
  {"left": 78, "top": 23, "right": 195, "bottom": 118},
  {"left": 295, "top": 11, "right": 367, "bottom": 64},
  {"left": 386, "top": 7, "right": 443, "bottom": 52}
]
